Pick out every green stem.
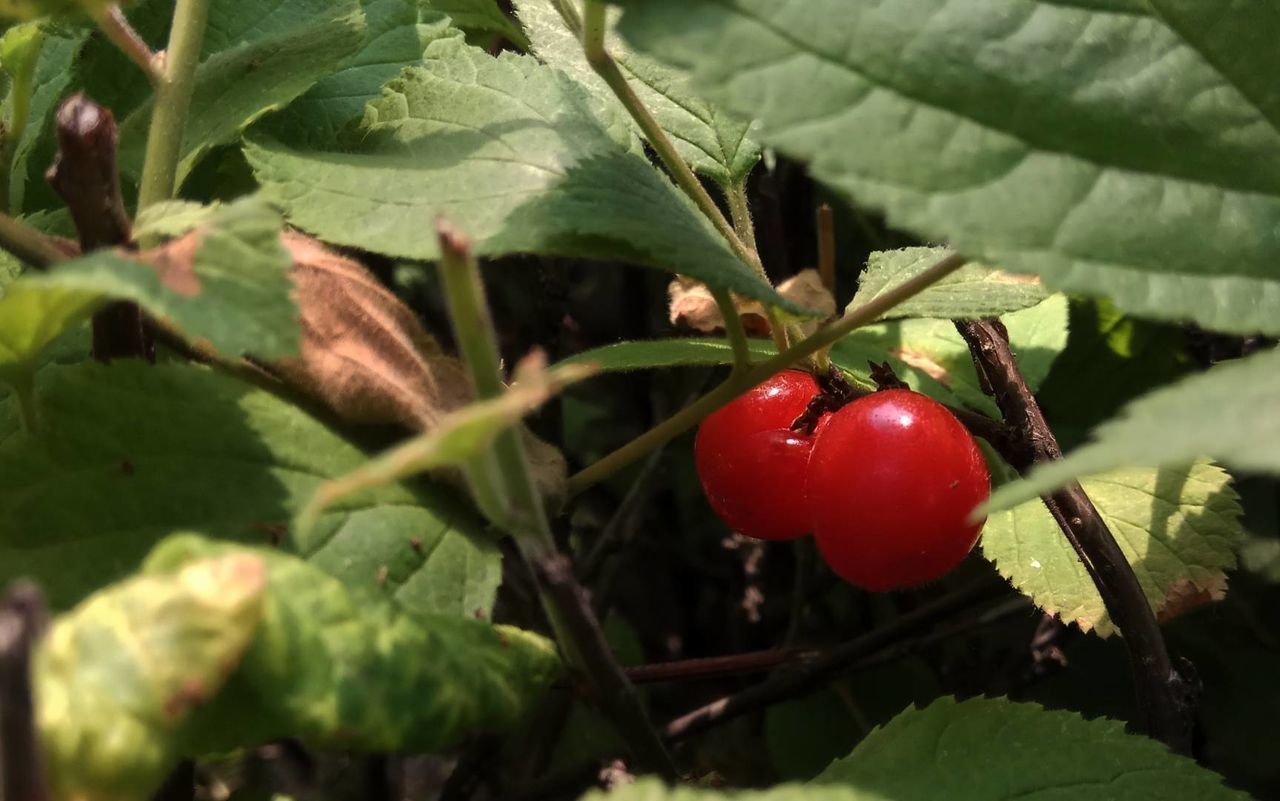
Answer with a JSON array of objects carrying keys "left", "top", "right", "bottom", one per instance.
[
  {"left": 0, "top": 212, "right": 66, "bottom": 268},
  {"left": 711, "top": 286, "right": 751, "bottom": 373},
  {"left": 566, "top": 251, "right": 968, "bottom": 496},
  {"left": 725, "top": 180, "right": 758, "bottom": 255},
  {"left": 136, "top": 0, "right": 210, "bottom": 214},
  {"left": 435, "top": 221, "right": 678, "bottom": 779},
  {"left": 577, "top": 0, "right": 762, "bottom": 279}
]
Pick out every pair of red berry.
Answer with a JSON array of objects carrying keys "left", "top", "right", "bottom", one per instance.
[{"left": 694, "top": 370, "right": 990, "bottom": 591}]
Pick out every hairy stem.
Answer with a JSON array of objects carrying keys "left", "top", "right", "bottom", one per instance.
[
  {"left": 954, "top": 319, "right": 1192, "bottom": 754},
  {"left": 435, "top": 221, "right": 678, "bottom": 779},
  {"left": 574, "top": 0, "right": 763, "bottom": 281},
  {"left": 93, "top": 5, "right": 161, "bottom": 83},
  {"left": 136, "top": 0, "right": 210, "bottom": 214},
  {"left": 725, "top": 180, "right": 758, "bottom": 254},
  {"left": 566, "top": 252, "right": 968, "bottom": 496}
]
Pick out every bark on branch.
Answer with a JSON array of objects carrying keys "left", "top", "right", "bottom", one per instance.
[
  {"left": 46, "top": 94, "right": 151, "bottom": 364},
  {"left": 954, "top": 318, "right": 1193, "bottom": 753}
]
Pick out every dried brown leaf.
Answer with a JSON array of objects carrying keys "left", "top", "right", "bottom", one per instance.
[
  {"left": 1156, "top": 577, "right": 1227, "bottom": 623},
  {"left": 668, "top": 269, "right": 833, "bottom": 337},
  {"left": 271, "top": 232, "right": 474, "bottom": 431}
]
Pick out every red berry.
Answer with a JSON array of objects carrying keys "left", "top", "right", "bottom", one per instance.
[
  {"left": 695, "top": 370, "right": 820, "bottom": 541},
  {"left": 807, "top": 389, "right": 990, "bottom": 591}
]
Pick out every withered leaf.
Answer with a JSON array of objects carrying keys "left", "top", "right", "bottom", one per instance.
[
  {"left": 270, "top": 232, "right": 475, "bottom": 431},
  {"left": 668, "top": 269, "right": 834, "bottom": 337}
]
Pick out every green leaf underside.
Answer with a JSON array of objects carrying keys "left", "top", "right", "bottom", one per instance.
[
  {"left": 0, "top": 199, "right": 298, "bottom": 374},
  {"left": 0, "top": 361, "right": 500, "bottom": 618},
  {"left": 830, "top": 294, "right": 1068, "bottom": 418},
  {"left": 513, "top": 0, "right": 759, "bottom": 185},
  {"left": 38, "top": 535, "right": 557, "bottom": 801},
  {"left": 987, "top": 347, "right": 1280, "bottom": 512},
  {"left": 851, "top": 247, "right": 1051, "bottom": 321},
  {"left": 558, "top": 337, "right": 776, "bottom": 371},
  {"left": 615, "top": 0, "right": 1280, "bottom": 335},
  {"left": 429, "top": 0, "right": 530, "bottom": 49},
  {"left": 583, "top": 697, "right": 1247, "bottom": 800},
  {"left": 980, "top": 453, "right": 1243, "bottom": 636},
  {"left": 116, "top": 2, "right": 366, "bottom": 185},
  {"left": 247, "top": 35, "right": 801, "bottom": 313}
]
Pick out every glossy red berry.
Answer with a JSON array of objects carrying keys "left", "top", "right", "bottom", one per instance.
[
  {"left": 807, "top": 389, "right": 990, "bottom": 591},
  {"left": 695, "top": 370, "right": 820, "bottom": 541}
]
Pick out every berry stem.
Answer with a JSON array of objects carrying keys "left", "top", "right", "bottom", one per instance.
[
  {"left": 711, "top": 285, "right": 752, "bottom": 373},
  {"left": 954, "top": 319, "right": 1192, "bottom": 754},
  {"left": 566, "top": 251, "right": 968, "bottom": 497}
]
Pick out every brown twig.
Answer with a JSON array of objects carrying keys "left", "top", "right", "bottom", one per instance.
[
  {"left": 624, "top": 648, "right": 815, "bottom": 686},
  {"left": 0, "top": 582, "right": 50, "bottom": 801},
  {"left": 46, "top": 94, "right": 151, "bottom": 364},
  {"left": 953, "top": 319, "right": 1192, "bottom": 753},
  {"left": 816, "top": 204, "right": 835, "bottom": 295},
  {"left": 663, "top": 579, "right": 1004, "bottom": 741}
]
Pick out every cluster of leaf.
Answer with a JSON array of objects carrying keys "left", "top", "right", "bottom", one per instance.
[{"left": 0, "top": 0, "right": 1276, "bottom": 797}]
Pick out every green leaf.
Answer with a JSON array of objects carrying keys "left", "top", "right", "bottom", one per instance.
[
  {"left": 0, "top": 361, "right": 501, "bottom": 618},
  {"left": 131, "top": 199, "right": 220, "bottom": 240},
  {"left": 1035, "top": 299, "right": 1194, "bottom": 450},
  {"left": 987, "top": 348, "right": 1280, "bottom": 512},
  {"left": 513, "top": 0, "right": 759, "bottom": 186},
  {"left": 979, "top": 449, "right": 1243, "bottom": 635},
  {"left": 830, "top": 294, "right": 1069, "bottom": 418},
  {"left": 557, "top": 337, "right": 775, "bottom": 372},
  {"left": 30, "top": 198, "right": 299, "bottom": 359},
  {"left": 115, "top": 2, "right": 366, "bottom": 186},
  {"left": 246, "top": 35, "right": 799, "bottom": 312},
  {"left": 814, "top": 696, "right": 1249, "bottom": 800},
  {"left": 37, "top": 550, "right": 267, "bottom": 801},
  {"left": 850, "top": 248, "right": 1051, "bottom": 321},
  {"left": 584, "top": 699, "right": 1248, "bottom": 799},
  {"left": 0, "top": 0, "right": 113, "bottom": 20},
  {"left": 258, "top": 0, "right": 453, "bottom": 148},
  {"left": 614, "top": 1, "right": 1280, "bottom": 335},
  {"left": 7, "top": 26, "right": 85, "bottom": 214},
  {"left": 428, "top": 0, "right": 529, "bottom": 49},
  {"left": 38, "top": 534, "right": 559, "bottom": 801},
  {"left": 0, "top": 282, "right": 98, "bottom": 378}
]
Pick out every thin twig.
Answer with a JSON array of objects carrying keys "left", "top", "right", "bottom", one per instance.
[
  {"left": 816, "top": 204, "right": 835, "bottom": 295},
  {"left": 436, "top": 221, "right": 678, "bottom": 779},
  {"left": 624, "top": 647, "right": 815, "bottom": 686},
  {"left": 94, "top": 5, "right": 162, "bottom": 84},
  {"left": 0, "top": 582, "right": 50, "bottom": 801},
  {"left": 46, "top": 94, "right": 151, "bottom": 364},
  {"left": 0, "top": 213, "right": 69, "bottom": 269},
  {"left": 663, "top": 579, "right": 1006, "bottom": 740},
  {"left": 565, "top": 252, "right": 969, "bottom": 496},
  {"left": 954, "top": 319, "right": 1192, "bottom": 754}
]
